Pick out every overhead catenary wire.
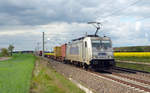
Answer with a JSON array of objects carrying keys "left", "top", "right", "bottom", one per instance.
[{"left": 98, "top": 0, "right": 141, "bottom": 19}]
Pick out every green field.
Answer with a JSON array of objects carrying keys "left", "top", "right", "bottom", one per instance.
[
  {"left": 115, "top": 56, "right": 150, "bottom": 63},
  {"left": 30, "top": 58, "right": 85, "bottom": 93},
  {"left": 116, "top": 62, "right": 150, "bottom": 72},
  {"left": 0, "top": 54, "right": 35, "bottom": 93},
  {"left": 114, "top": 46, "right": 150, "bottom": 52}
]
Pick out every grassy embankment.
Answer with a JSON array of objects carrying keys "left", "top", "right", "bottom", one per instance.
[
  {"left": 115, "top": 57, "right": 150, "bottom": 72},
  {"left": 116, "top": 62, "right": 150, "bottom": 72},
  {"left": 30, "top": 58, "right": 85, "bottom": 93},
  {"left": 0, "top": 53, "right": 35, "bottom": 93}
]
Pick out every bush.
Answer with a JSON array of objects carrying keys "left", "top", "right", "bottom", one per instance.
[{"left": 1, "top": 48, "right": 9, "bottom": 57}]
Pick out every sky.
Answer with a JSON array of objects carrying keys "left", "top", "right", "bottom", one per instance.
[{"left": 0, "top": 0, "right": 150, "bottom": 51}]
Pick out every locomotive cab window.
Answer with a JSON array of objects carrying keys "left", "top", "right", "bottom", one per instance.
[
  {"left": 91, "top": 40, "right": 101, "bottom": 48},
  {"left": 101, "top": 40, "right": 111, "bottom": 48},
  {"left": 92, "top": 40, "right": 111, "bottom": 48}
]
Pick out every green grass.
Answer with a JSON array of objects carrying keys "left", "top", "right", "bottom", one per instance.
[
  {"left": 115, "top": 56, "right": 150, "bottom": 63},
  {"left": 0, "top": 53, "right": 35, "bottom": 93},
  {"left": 31, "top": 58, "right": 85, "bottom": 93},
  {"left": 116, "top": 62, "right": 150, "bottom": 72}
]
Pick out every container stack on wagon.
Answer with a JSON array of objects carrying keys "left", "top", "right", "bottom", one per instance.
[
  {"left": 54, "top": 46, "right": 61, "bottom": 57},
  {"left": 43, "top": 45, "right": 67, "bottom": 61},
  {"left": 61, "top": 44, "right": 67, "bottom": 61}
]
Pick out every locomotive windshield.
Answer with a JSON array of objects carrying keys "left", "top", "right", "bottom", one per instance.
[
  {"left": 92, "top": 40, "right": 101, "bottom": 47},
  {"left": 92, "top": 40, "right": 111, "bottom": 48},
  {"left": 101, "top": 40, "right": 111, "bottom": 48}
]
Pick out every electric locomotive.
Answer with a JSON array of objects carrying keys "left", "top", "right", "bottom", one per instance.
[
  {"left": 66, "top": 35, "right": 115, "bottom": 70},
  {"left": 65, "top": 22, "right": 115, "bottom": 70}
]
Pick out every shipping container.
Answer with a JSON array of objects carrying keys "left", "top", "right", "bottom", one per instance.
[
  {"left": 54, "top": 46, "right": 61, "bottom": 57},
  {"left": 61, "top": 44, "right": 67, "bottom": 61},
  {"left": 61, "top": 44, "right": 67, "bottom": 57}
]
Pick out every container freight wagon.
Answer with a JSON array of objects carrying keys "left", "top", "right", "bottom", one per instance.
[
  {"left": 61, "top": 44, "right": 67, "bottom": 61},
  {"left": 44, "top": 52, "right": 55, "bottom": 58},
  {"left": 54, "top": 46, "right": 61, "bottom": 60}
]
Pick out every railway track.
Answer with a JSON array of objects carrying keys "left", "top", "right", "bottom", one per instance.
[
  {"left": 113, "top": 66, "right": 150, "bottom": 74},
  {"left": 89, "top": 69, "right": 150, "bottom": 93},
  {"left": 102, "top": 67, "right": 150, "bottom": 92},
  {"left": 44, "top": 57, "right": 150, "bottom": 93},
  {"left": 95, "top": 72, "right": 150, "bottom": 93},
  {"left": 111, "top": 66, "right": 150, "bottom": 83},
  {"left": 100, "top": 67, "right": 150, "bottom": 92}
]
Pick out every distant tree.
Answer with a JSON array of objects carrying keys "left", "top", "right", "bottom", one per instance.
[
  {"left": 1, "top": 48, "right": 9, "bottom": 57},
  {"left": 144, "top": 46, "right": 150, "bottom": 52},
  {"left": 135, "top": 47, "right": 144, "bottom": 52},
  {"left": 8, "top": 45, "right": 14, "bottom": 56}
]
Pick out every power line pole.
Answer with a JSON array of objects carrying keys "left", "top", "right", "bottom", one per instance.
[
  {"left": 37, "top": 42, "right": 40, "bottom": 51},
  {"left": 42, "top": 32, "right": 45, "bottom": 57}
]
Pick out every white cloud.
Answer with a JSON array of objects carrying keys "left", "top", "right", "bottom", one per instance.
[{"left": 135, "top": 21, "right": 141, "bottom": 31}]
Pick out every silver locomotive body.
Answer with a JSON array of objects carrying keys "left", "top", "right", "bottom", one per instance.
[{"left": 66, "top": 35, "right": 115, "bottom": 70}]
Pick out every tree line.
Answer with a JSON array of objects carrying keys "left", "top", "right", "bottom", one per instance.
[
  {"left": 114, "top": 46, "right": 150, "bottom": 52},
  {"left": 0, "top": 45, "right": 14, "bottom": 57}
]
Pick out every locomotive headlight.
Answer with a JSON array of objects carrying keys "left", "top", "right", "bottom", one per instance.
[
  {"left": 95, "top": 56, "right": 98, "bottom": 58},
  {"left": 108, "top": 55, "right": 112, "bottom": 59},
  {"left": 93, "top": 56, "right": 96, "bottom": 59},
  {"left": 93, "top": 55, "right": 98, "bottom": 59},
  {"left": 109, "top": 55, "right": 114, "bottom": 59}
]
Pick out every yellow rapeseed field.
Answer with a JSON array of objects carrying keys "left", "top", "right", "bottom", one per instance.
[{"left": 114, "top": 52, "right": 150, "bottom": 57}]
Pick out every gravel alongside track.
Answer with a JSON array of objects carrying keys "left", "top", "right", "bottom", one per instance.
[
  {"left": 112, "top": 69, "right": 150, "bottom": 83},
  {"left": 48, "top": 60, "right": 142, "bottom": 93}
]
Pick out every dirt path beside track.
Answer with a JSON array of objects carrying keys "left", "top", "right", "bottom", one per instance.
[{"left": 0, "top": 57, "right": 11, "bottom": 61}]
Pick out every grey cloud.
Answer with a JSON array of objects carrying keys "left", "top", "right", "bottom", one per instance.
[
  {"left": 0, "top": 0, "right": 98, "bottom": 26},
  {"left": 0, "top": 0, "right": 135, "bottom": 26},
  {"left": 0, "top": 32, "right": 41, "bottom": 50}
]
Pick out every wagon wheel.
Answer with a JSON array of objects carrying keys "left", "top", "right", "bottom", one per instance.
[{"left": 83, "top": 63, "right": 88, "bottom": 70}]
